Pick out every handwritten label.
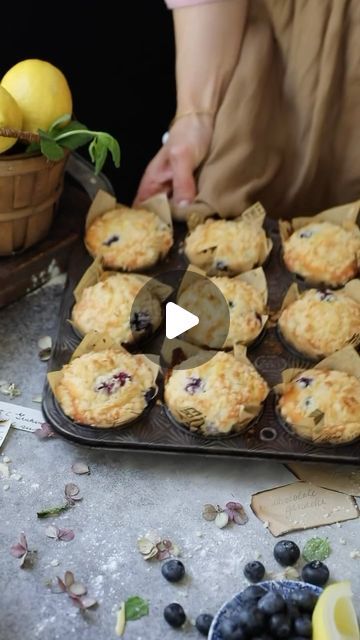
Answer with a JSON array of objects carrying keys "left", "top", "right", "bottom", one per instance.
[
  {"left": 0, "top": 401, "right": 44, "bottom": 433},
  {"left": 0, "top": 419, "right": 11, "bottom": 450},
  {"left": 288, "top": 462, "right": 360, "bottom": 497},
  {"left": 251, "top": 481, "right": 359, "bottom": 536}
]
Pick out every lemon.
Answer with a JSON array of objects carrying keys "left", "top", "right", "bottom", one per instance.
[
  {"left": 1, "top": 59, "right": 72, "bottom": 133},
  {"left": 0, "top": 84, "right": 23, "bottom": 153},
  {"left": 313, "top": 581, "right": 360, "bottom": 640}
]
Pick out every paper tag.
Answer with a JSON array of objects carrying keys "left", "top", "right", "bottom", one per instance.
[
  {"left": 251, "top": 481, "right": 359, "bottom": 536},
  {"left": 0, "top": 401, "right": 44, "bottom": 433},
  {"left": 0, "top": 419, "right": 11, "bottom": 449},
  {"left": 287, "top": 463, "right": 360, "bottom": 497}
]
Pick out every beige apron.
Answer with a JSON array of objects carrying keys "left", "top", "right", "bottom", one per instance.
[{"left": 192, "top": 0, "right": 360, "bottom": 220}]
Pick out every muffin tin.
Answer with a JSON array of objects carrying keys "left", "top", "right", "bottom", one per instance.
[{"left": 42, "top": 218, "right": 360, "bottom": 463}]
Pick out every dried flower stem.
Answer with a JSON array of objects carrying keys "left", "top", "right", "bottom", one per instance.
[{"left": 0, "top": 127, "right": 40, "bottom": 143}]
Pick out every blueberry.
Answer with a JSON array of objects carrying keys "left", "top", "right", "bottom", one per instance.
[
  {"left": 302, "top": 560, "right": 329, "bottom": 587},
  {"left": 273, "top": 540, "right": 300, "bottom": 566},
  {"left": 243, "top": 561, "right": 266, "bottom": 583},
  {"left": 219, "top": 616, "right": 246, "bottom": 640},
  {"left": 195, "top": 613, "right": 213, "bottom": 636},
  {"left": 161, "top": 559, "right": 185, "bottom": 583},
  {"left": 290, "top": 589, "right": 318, "bottom": 613},
  {"left": 185, "top": 376, "right": 204, "bottom": 395},
  {"left": 144, "top": 387, "right": 156, "bottom": 404},
  {"left": 130, "top": 311, "right": 152, "bottom": 333},
  {"left": 257, "top": 592, "right": 286, "bottom": 616},
  {"left": 294, "top": 615, "right": 312, "bottom": 637},
  {"left": 269, "top": 613, "right": 292, "bottom": 639},
  {"left": 236, "top": 608, "right": 266, "bottom": 635},
  {"left": 296, "top": 377, "right": 313, "bottom": 388},
  {"left": 102, "top": 234, "right": 119, "bottom": 246},
  {"left": 240, "top": 584, "right": 267, "bottom": 605},
  {"left": 216, "top": 260, "right": 228, "bottom": 271},
  {"left": 163, "top": 603, "right": 186, "bottom": 628}
]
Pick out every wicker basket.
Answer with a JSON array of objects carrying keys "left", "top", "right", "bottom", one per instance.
[{"left": 0, "top": 151, "right": 68, "bottom": 255}]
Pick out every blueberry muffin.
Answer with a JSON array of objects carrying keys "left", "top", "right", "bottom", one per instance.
[
  {"left": 278, "top": 288, "right": 360, "bottom": 359},
  {"left": 85, "top": 207, "right": 173, "bottom": 270},
  {"left": 184, "top": 217, "right": 271, "bottom": 275},
  {"left": 177, "top": 276, "right": 267, "bottom": 349},
  {"left": 72, "top": 273, "right": 162, "bottom": 345},
  {"left": 55, "top": 349, "right": 157, "bottom": 428},
  {"left": 282, "top": 221, "right": 360, "bottom": 286},
  {"left": 164, "top": 351, "right": 269, "bottom": 436},
  {"left": 277, "top": 368, "right": 360, "bottom": 444}
]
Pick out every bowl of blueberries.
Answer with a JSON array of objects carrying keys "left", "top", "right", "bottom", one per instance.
[{"left": 208, "top": 540, "right": 329, "bottom": 640}]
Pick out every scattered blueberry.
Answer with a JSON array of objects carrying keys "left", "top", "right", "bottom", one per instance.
[
  {"left": 240, "top": 585, "right": 267, "bottom": 604},
  {"left": 317, "top": 290, "right": 335, "bottom": 302},
  {"left": 299, "top": 230, "right": 313, "bottom": 239},
  {"left": 102, "top": 234, "right": 119, "bottom": 246},
  {"left": 243, "top": 561, "right": 266, "bottom": 583},
  {"left": 228, "top": 300, "right": 235, "bottom": 309},
  {"left": 274, "top": 540, "right": 300, "bottom": 566},
  {"left": 195, "top": 613, "right": 213, "bottom": 636},
  {"left": 161, "top": 559, "right": 185, "bottom": 583},
  {"left": 95, "top": 371, "right": 131, "bottom": 394},
  {"left": 290, "top": 589, "right": 318, "bottom": 613},
  {"left": 269, "top": 612, "right": 292, "bottom": 639},
  {"left": 294, "top": 615, "right": 312, "bottom": 637},
  {"left": 163, "top": 603, "right": 186, "bottom": 628},
  {"left": 302, "top": 560, "right": 329, "bottom": 587},
  {"left": 257, "top": 592, "right": 286, "bottom": 616}
]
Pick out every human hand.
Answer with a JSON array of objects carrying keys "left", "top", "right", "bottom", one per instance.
[{"left": 134, "top": 114, "right": 213, "bottom": 220}]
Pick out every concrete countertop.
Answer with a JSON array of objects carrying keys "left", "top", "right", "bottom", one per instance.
[{"left": 1, "top": 281, "right": 360, "bottom": 640}]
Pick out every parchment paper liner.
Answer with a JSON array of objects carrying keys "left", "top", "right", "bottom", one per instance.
[
  {"left": 162, "top": 339, "right": 268, "bottom": 436},
  {"left": 176, "top": 264, "right": 269, "bottom": 348},
  {"left": 70, "top": 257, "right": 173, "bottom": 343},
  {"left": 186, "top": 202, "right": 273, "bottom": 273},
  {"left": 84, "top": 189, "right": 173, "bottom": 267},
  {"left": 48, "top": 331, "right": 160, "bottom": 429},
  {"left": 279, "top": 200, "right": 360, "bottom": 285},
  {"left": 274, "top": 280, "right": 360, "bottom": 358},
  {"left": 274, "top": 346, "right": 360, "bottom": 443}
]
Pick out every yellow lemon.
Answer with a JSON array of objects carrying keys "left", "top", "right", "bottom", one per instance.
[
  {"left": 313, "top": 581, "right": 360, "bottom": 640},
  {"left": 1, "top": 59, "right": 72, "bottom": 133},
  {"left": 0, "top": 84, "right": 23, "bottom": 153}
]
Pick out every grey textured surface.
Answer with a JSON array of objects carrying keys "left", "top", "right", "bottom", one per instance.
[{"left": 1, "top": 283, "right": 360, "bottom": 640}]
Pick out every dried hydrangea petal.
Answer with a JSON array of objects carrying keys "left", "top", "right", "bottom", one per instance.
[
  {"left": 202, "top": 504, "right": 218, "bottom": 521},
  {"left": 65, "top": 483, "right": 80, "bottom": 498},
  {"left": 37, "top": 336, "right": 52, "bottom": 351},
  {"left": 137, "top": 538, "right": 155, "bottom": 556},
  {"left": 215, "top": 511, "right": 229, "bottom": 528},
  {"left": 45, "top": 525, "right": 59, "bottom": 539},
  {"left": 80, "top": 596, "right": 97, "bottom": 609},
  {"left": 10, "top": 543, "right": 27, "bottom": 558},
  {"left": 58, "top": 528, "right": 75, "bottom": 542},
  {"left": 64, "top": 571, "right": 75, "bottom": 588},
  {"left": 71, "top": 462, "right": 90, "bottom": 475},
  {"left": 69, "top": 582, "right": 87, "bottom": 596}
]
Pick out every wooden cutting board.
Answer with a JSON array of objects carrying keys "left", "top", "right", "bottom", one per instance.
[{"left": 0, "top": 182, "right": 91, "bottom": 308}]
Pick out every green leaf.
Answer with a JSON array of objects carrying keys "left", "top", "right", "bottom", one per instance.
[
  {"left": 39, "top": 131, "right": 65, "bottom": 161},
  {"left": 52, "top": 120, "right": 93, "bottom": 150},
  {"left": 89, "top": 137, "right": 108, "bottom": 175},
  {"left": 99, "top": 133, "right": 121, "bottom": 168},
  {"left": 48, "top": 113, "right": 72, "bottom": 131},
  {"left": 125, "top": 596, "right": 149, "bottom": 621},
  {"left": 26, "top": 141, "right": 41, "bottom": 154},
  {"left": 302, "top": 537, "right": 331, "bottom": 562},
  {"left": 37, "top": 504, "right": 69, "bottom": 518}
]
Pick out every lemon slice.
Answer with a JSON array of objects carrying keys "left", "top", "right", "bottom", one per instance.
[{"left": 313, "top": 581, "right": 360, "bottom": 640}]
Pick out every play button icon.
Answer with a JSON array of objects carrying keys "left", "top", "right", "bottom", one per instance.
[
  {"left": 129, "top": 268, "right": 230, "bottom": 370},
  {"left": 165, "top": 302, "right": 199, "bottom": 339}
]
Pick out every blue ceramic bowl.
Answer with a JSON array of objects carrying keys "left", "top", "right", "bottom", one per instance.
[{"left": 209, "top": 579, "right": 323, "bottom": 640}]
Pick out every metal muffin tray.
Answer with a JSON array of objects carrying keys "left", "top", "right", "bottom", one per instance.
[{"left": 42, "top": 218, "right": 360, "bottom": 463}]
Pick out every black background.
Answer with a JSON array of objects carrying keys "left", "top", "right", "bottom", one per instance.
[{"left": 2, "top": 1, "right": 176, "bottom": 203}]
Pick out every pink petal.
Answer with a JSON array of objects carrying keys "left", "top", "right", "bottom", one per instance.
[
  {"left": 80, "top": 596, "right": 97, "bottom": 609},
  {"left": 58, "top": 528, "right": 75, "bottom": 542},
  {"left": 19, "top": 533, "right": 28, "bottom": 551},
  {"left": 10, "top": 543, "right": 26, "bottom": 558},
  {"left": 57, "top": 577, "right": 67, "bottom": 592}
]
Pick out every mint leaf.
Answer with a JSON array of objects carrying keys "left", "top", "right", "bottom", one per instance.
[
  {"left": 37, "top": 504, "right": 69, "bottom": 518},
  {"left": 302, "top": 537, "right": 331, "bottom": 562},
  {"left": 100, "top": 133, "right": 121, "bottom": 168},
  {"left": 26, "top": 141, "right": 41, "bottom": 154},
  {"left": 52, "top": 120, "right": 92, "bottom": 150},
  {"left": 89, "top": 137, "right": 108, "bottom": 174},
  {"left": 39, "top": 132, "right": 65, "bottom": 161},
  {"left": 49, "top": 113, "right": 72, "bottom": 131},
  {"left": 125, "top": 596, "right": 149, "bottom": 621}
]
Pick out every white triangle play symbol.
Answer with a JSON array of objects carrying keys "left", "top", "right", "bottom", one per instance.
[{"left": 165, "top": 302, "right": 199, "bottom": 339}]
